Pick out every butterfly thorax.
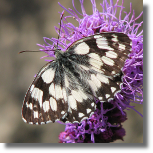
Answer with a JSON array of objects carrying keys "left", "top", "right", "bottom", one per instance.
[
  {"left": 54, "top": 49, "right": 64, "bottom": 59},
  {"left": 56, "top": 52, "right": 79, "bottom": 76}
]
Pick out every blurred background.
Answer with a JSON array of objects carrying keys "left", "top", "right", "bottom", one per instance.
[{"left": 0, "top": 0, "right": 143, "bottom": 143}]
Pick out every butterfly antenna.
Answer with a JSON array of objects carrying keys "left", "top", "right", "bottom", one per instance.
[
  {"left": 18, "top": 50, "right": 43, "bottom": 54},
  {"left": 56, "top": 11, "right": 64, "bottom": 49},
  {"left": 20, "top": 12, "right": 65, "bottom": 55}
]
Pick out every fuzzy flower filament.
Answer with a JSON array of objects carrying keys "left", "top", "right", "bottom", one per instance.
[{"left": 38, "top": 0, "right": 143, "bottom": 143}]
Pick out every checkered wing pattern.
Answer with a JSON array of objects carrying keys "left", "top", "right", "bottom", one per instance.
[{"left": 22, "top": 32, "right": 132, "bottom": 124}]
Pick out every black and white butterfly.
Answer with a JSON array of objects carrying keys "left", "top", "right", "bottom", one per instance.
[{"left": 22, "top": 32, "right": 132, "bottom": 125}]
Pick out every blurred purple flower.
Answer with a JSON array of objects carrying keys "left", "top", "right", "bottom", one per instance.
[{"left": 38, "top": 0, "right": 143, "bottom": 143}]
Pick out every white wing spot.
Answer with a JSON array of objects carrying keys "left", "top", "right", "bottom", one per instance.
[
  {"left": 106, "top": 51, "right": 118, "bottom": 58},
  {"left": 112, "top": 35, "right": 118, "bottom": 42},
  {"left": 96, "top": 73, "right": 109, "bottom": 84},
  {"left": 43, "top": 100, "right": 50, "bottom": 112},
  {"left": 41, "top": 122, "right": 45, "bottom": 125},
  {"left": 101, "top": 56, "right": 115, "bottom": 66},
  {"left": 55, "top": 85, "right": 63, "bottom": 100},
  {"left": 96, "top": 37, "right": 114, "bottom": 50},
  {"left": 91, "top": 102, "right": 95, "bottom": 107},
  {"left": 89, "top": 58, "right": 103, "bottom": 70},
  {"left": 61, "top": 111, "right": 65, "bottom": 115},
  {"left": 88, "top": 80, "right": 98, "bottom": 95},
  {"left": 71, "top": 89, "right": 88, "bottom": 103},
  {"left": 46, "top": 121, "right": 52, "bottom": 124},
  {"left": 71, "top": 90, "right": 83, "bottom": 103},
  {"left": 31, "top": 87, "right": 43, "bottom": 108},
  {"left": 41, "top": 68, "right": 55, "bottom": 84},
  {"left": 68, "top": 95, "right": 77, "bottom": 110},
  {"left": 78, "top": 112, "right": 85, "bottom": 118},
  {"left": 74, "top": 42, "right": 90, "bottom": 54},
  {"left": 49, "top": 83, "right": 55, "bottom": 97},
  {"left": 88, "top": 53, "right": 102, "bottom": 62},
  {"left": 111, "top": 87, "right": 116, "bottom": 93},
  {"left": 119, "top": 43, "right": 126, "bottom": 50},
  {"left": 86, "top": 108, "right": 91, "bottom": 114},
  {"left": 50, "top": 97, "right": 57, "bottom": 111},
  {"left": 91, "top": 74, "right": 101, "bottom": 88},
  {"left": 33, "top": 111, "right": 39, "bottom": 118},
  {"left": 106, "top": 94, "right": 110, "bottom": 99},
  {"left": 98, "top": 97, "right": 103, "bottom": 101}
]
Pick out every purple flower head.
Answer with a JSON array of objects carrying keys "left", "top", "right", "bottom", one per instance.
[{"left": 38, "top": 0, "right": 143, "bottom": 143}]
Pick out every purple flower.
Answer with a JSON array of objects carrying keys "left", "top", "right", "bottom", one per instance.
[{"left": 38, "top": 0, "right": 143, "bottom": 143}]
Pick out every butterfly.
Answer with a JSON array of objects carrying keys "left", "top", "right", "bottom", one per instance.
[{"left": 22, "top": 32, "right": 132, "bottom": 125}]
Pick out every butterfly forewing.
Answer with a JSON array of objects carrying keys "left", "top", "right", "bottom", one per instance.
[{"left": 22, "top": 32, "right": 132, "bottom": 124}]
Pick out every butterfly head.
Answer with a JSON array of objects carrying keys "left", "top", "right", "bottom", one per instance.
[{"left": 54, "top": 48, "right": 64, "bottom": 59}]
